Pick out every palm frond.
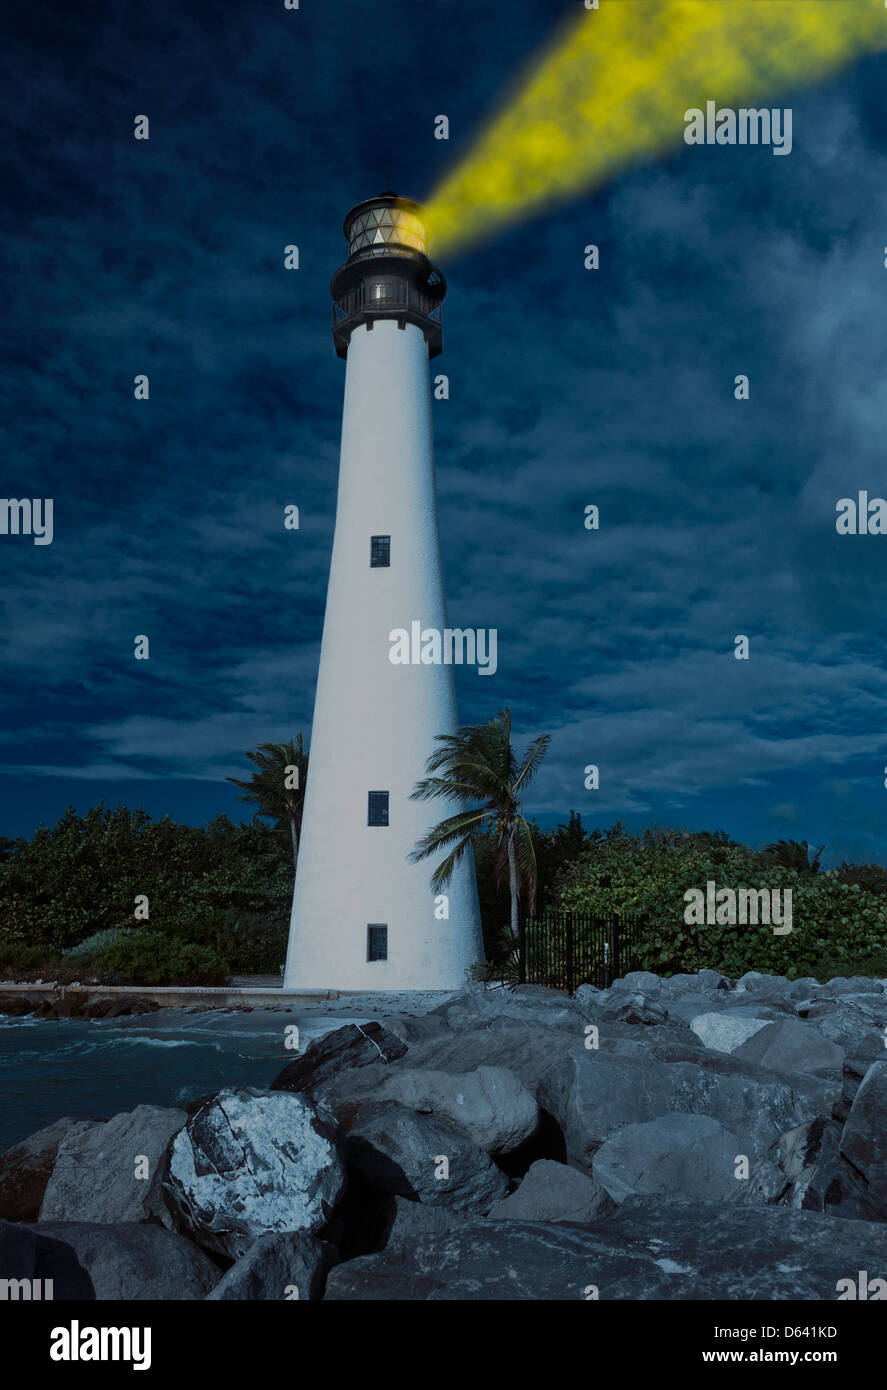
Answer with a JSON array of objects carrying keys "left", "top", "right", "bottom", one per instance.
[{"left": 409, "top": 808, "right": 488, "bottom": 862}]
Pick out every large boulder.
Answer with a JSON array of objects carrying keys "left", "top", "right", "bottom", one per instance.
[
  {"left": 320, "top": 1064, "right": 538, "bottom": 1155},
  {"left": 345, "top": 1101, "right": 508, "bottom": 1216},
  {"left": 270, "top": 1022, "right": 407, "bottom": 1094},
  {"left": 487, "top": 1159, "right": 615, "bottom": 1223},
  {"left": 690, "top": 1012, "right": 772, "bottom": 1055},
  {"left": 385, "top": 1021, "right": 579, "bottom": 1092},
  {"left": 164, "top": 1087, "right": 346, "bottom": 1260},
  {"left": 37, "top": 1221, "right": 219, "bottom": 1300},
  {"left": 0, "top": 1117, "right": 101, "bottom": 1222},
  {"left": 840, "top": 1060, "right": 887, "bottom": 1220},
  {"left": 591, "top": 1113, "right": 780, "bottom": 1204},
  {"left": 379, "top": 1194, "right": 466, "bottom": 1251},
  {"left": 443, "top": 994, "right": 584, "bottom": 1032},
  {"left": 323, "top": 1196, "right": 887, "bottom": 1300},
  {"left": 538, "top": 1052, "right": 673, "bottom": 1166},
  {"left": 819, "top": 977, "right": 884, "bottom": 998},
  {"left": 732, "top": 1019, "right": 845, "bottom": 1082},
  {"left": 0, "top": 1219, "right": 94, "bottom": 1299},
  {"left": 805, "top": 995, "right": 887, "bottom": 1069},
  {"left": 777, "top": 1117, "right": 854, "bottom": 1214},
  {"left": 40, "top": 1106, "right": 187, "bottom": 1224},
  {"left": 610, "top": 971, "right": 663, "bottom": 994},
  {"left": 384, "top": 1014, "right": 449, "bottom": 1045},
  {"left": 206, "top": 1231, "right": 338, "bottom": 1301},
  {"left": 538, "top": 1048, "right": 833, "bottom": 1173}
]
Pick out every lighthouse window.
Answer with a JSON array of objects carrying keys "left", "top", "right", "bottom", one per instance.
[
  {"left": 367, "top": 925, "right": 388, "bottom": 961},
  {"left": 370, "top": 535, "right": 390, "bottom": 567},
  {"left": 368, "top": 790, "right": 389, "bottom": 826}
]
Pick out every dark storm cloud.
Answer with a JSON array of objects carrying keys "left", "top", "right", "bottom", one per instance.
[{"left": 1, "top": 1, "right": 886, "bottom": 863}]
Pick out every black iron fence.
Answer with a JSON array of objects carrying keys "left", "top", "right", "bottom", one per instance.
[{"left": 517, "top": 909, "right": 645, "bottom": 993}]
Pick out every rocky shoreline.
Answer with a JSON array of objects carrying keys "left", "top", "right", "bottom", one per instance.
[{"left": 2, "top": 969, "right": 887, "bottom": 1300}]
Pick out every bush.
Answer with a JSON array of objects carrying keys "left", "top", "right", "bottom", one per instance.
[
  {"left": 63, "top": 928, "right": 128, "bottom": 959},
  {"left": 556, "top": 826, "right": 887, "bottom": 979},
  {"left": 91, "top": 931, "right": 229, "bottom": 986},
  {"left": 0, "top": 805, "right": 293, "bottom": 980}
]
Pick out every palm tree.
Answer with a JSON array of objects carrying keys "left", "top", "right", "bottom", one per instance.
[
  {"left": 226, "top": 737, "right": 308, "bottom": 871},
  {"left": 762, "top": 838, "right": 825, "bottom": 874},
  {"left": 409, "top": 708, "right": 551, "bottom": 947}
]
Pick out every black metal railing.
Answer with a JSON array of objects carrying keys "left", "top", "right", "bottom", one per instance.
[{"left": 517, "top": 909, "right": 644, "bottom": 993}]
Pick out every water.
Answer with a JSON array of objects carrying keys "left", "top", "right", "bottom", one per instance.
[{"left": 0, "top": 1007, "right": 372, "bottom": 1151}]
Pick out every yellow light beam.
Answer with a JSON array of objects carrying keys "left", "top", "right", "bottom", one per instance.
[{"left": 424, "top": 0, "right": 887, "bottom": 257}]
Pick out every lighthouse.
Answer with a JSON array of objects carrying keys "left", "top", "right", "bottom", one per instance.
[{"left": 283, "top": 193, "right": 485, "bottom": 991}]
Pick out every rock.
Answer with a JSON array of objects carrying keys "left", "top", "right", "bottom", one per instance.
[
  {"left": 345, "top": 1101, "right": 508, "bottom": 1216},
  {"left": 270, "top": 1022, "right": 407, "bottom": 1094},
  {"left": 611, "top": 971, "right": 663, "bottom": 994},
  {"left": 658, "top": 973, "right": 701, "bottom": 995},
  {"left": 690, "top": 1012, "right": 773, "bottom": 1054},
  {"left": 206, "top": 1232, "right": 338, "bottom": 1301},
  {"left": 388, "top": 1021, "right": 579, "bottom": 1093},
  {"left": 442, "top": 988, "right": 584, "bottom": 1033},
  {"left": 0, "top": 1219, "right": 95, "bottom": 1299},
  {"left": 592, "top": 1113, "right": 778, "bottom": 1204},
  {"left": 732, "top": 1018, "right": 845, "bottom": 1081},
  {"left": 165, "top": 1087, "right": 347, "bottom": 1260},
  {"left": 538, "top": 1052, "right": 675, "bottom": 1167},
  {"left": 736, "top": 971, "right": 789, "bottom": 993},
  {"left": 784, "top": 977, "right": 822, "bottom": 1000},
  {"left": 603, "top": 1023, "right": 708, "bottom": 1062},
  {"left": 840, "top": 1060, "right": 887, "bottom": 1220},
  {"left": 778, "top": 1117, "right": 849, "bottom": 1213},
  {"left": 538, "top": 1047, "right": 832, "bottom": 1173},
  {"left": 600, "top": 993, "right": 669, "bottom": 1026},
  {"left": 488, "top": 1159, "right": 615, "bottom": 1223},
  {"left": 40, "top": 1105, "right": 187, "bottom": 1225},
  {"left": 659, "top": 993, "right": 736, "bottom": 1026},
  {"left": 573, "top": 983, "right": 605, "bottom": 1012},
  {"left": 805, "top": 995, "right": 887, "bottom": 1067},
  {"left": 696, "top": 969, "right": 731, "bottom": 991},
  {"left": 83, "top": 996, "right": 160, "bottom": 1019},
  {"left": 379, "top": 1194, "right": 467, "bottom": 1250},
  {"left": 323, "top": 1197, "right": 887, "bottom": 1300},
  {"left": 820, "top": 977, "right": 884, "bottom": 997},
  {"left": 37, "top": 1221, "right": 219, "bottom": 1300},
  {"left": 0, "top": 994, "right": 36, "bottom": 1017},
  {"left": 323, "top": 1064, "right": 538, "bottom": 1155},
  {"left": 0, "top": 1118, "right": 101, "bottom": 1222},
  {"left": 384, "top": 1014, "right": 448, "bottom": 1045}
]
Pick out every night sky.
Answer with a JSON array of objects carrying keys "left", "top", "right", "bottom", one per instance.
[{"left": 3, "top": 0, "right": 887, "bottom": 866}]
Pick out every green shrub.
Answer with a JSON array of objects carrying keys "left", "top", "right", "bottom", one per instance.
[
  {"left": 556, "top": 826, "right": 887, "bottom": 979},
  {"left": 0, "top": 805, "right": 292, "bottom": 978},
  {"left": 63, "top": 928, "right": 128, "bottom": 959},
  {"left": 91, "top": 931, "right": 229, "bottom": 986}
]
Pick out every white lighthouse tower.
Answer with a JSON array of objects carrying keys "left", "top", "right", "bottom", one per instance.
[{"left": 284, "top": 192, "right": 485, "bottom": 991}]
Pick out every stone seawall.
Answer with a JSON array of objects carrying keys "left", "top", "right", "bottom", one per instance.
[{"left": 0, "top": 983, "right": 339, "bottom": 1017}]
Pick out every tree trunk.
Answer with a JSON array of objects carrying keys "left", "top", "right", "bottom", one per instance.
[
  {"left": 507, "top": 824, "right": 519, "bottom": 944},
  {"left": 289, "top": 815, "right": 299, "bottom": 874}
]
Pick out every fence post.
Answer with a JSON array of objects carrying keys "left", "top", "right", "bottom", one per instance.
[
  {"left": 566, "top": 911, "right": 574, "bottom": 995},
  {"left": 517, "top": 901, "right": 526, "bottom": 985}
]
